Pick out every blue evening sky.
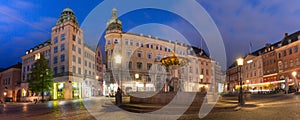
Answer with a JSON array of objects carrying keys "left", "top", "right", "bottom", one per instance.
[{"left": 1, "top": 0, "right": 300, "bottom": 69}]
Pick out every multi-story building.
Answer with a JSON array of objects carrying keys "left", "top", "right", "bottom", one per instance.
[
  {"left": 243, "top": 54, "right": 263, "bottom": 92},
  {"left": 0, "top": 63, "right": 22, "bottom": 102},
  {"left": 20, "top": 8, "right": 102, "bottom": 100},
  {"left": 21, "top": 40, "right": 51, "bottom": 101},
  {"left": 226, "top": 31, "right": 300, "bottom": 93},
  {"left": 211, "top": 61, "right": 224, "bottom": 93},
  {"left": 276, "top": 32, "right": 300, "bottom": 89},
  {"left": 104, "top": 8, "right": 217, "bottom": 94},
  {"left": 226, "top": 63, "right": 240, "bottom": 92}
]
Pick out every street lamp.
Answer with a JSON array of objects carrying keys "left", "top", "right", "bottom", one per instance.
[
  {"left": 236, "top": 57, "right": 245, "bottom": 105},
  {"left": 292, "top": 71, "right": 298, "bottom": 92},
  {"left": 115, "top": 55, "right": 122, "bottom": 89},
  {"left": 199, "top": 74, "right": 205, "bottom": 92},
  {"left": 246, "top": 80, "right": 250, "bottom": 91},
  {"left": 135, "top": 73, "right": 139, "bottom": 79},
  {"left": 199, "top": 74, "right": 204, "bottom": 83},
  {"left": 135, "top": 73, "right": 139, "bottom": 92}
]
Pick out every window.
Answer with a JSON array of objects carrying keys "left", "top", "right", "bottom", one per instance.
[
  {"left": 156, "top": 54, "right": 162, "bottom": 61},
  {"left": 114, "top": 39, "right": 118, "bottom": 44},
  {"left": 61, "top": 65, "right": 65, "bottom": 73},
  {"left": 294, "top": 46, "right": 298, "bottom": 53},
  {"left": 137, "top": 62, "right": 142, "bottom": 69},
  {"left": 136, "top": 42, "right": 139, "bottom": 47},
  {"left": 89, "top": 62, "right": 91, "bottom": 68},
  {"left": 54, "top": 36, "right": 58, "bottom": 43},
  {"left": 127, "top": 51, "right": 132, "bottom": 57},
  {"left": 290, "top": 60, "right": 294, "bottom": 68},
  {"left": 289, "top": 48, "right": 293, "bottom": 55},
  {"left": 129, "top": 61, "right": 132, "bottom": 69},
  {"left": 156, "top": 45, "right": 159, "bottom": 50},
  {"left": 147, "top": 53, "right": 152, "bottom": 59},
  {"left": 189, "top": 66, "right": 192, "bottom": 73},
  {"left": 54, "top": 67, "right": 58, "bottom": 75},
  {"left": 60, "top": 44, "right": 65, "bottom": 51},
  {"left": 78, "top": 38, "right": 81, "bottom": 44},
  {"left": 146, "top": 44, "right": 149, "bottom": 48},
  {"left": 283, "top": 50, "right": 286, "bottom": 56},
  {"left": 78, "top": 67, "right": 81, "bottom": 74},
  {"left": 72, "top": 44, "right": 76, "bottom": 51},
  {"left": 54, "top": 46, "right": 58, "bottom": 53},
  {"left": 160, "top": 45, "right": 162, "bottom": 50},
  {"left": 73, "top": 66, "right": 76, "bottom": 73},
  {"left": 107, "top": 39, "right": 111, "bottom": 44},
  {"left": 130, "top": 40, "right": 133, "bottom": 46},
  {"left": 296, "top": 58, "right": 299, "bottom": 66},
  {"left": 61, "top": 34, "right": 65, "bottom": 41},
  {"left": 147, "top": 63, "right": 152, "bottom": 70},
  {"left": 157, "top": 65, "right": 162, "bottom": 71},
  {"left": 54, "top": 56, "right": 58, "bottom": 64},
  {"left": 78, "top": 57, "right": 81, "bottom": 64},
  {"left": 78, "top": 48, "right": 81, "bottom": 54},
  {"left": 72, "top": 35, "right": 76, "bottom": 41},
  {"left": 141, "top": 43, "right": 144, "bottom": 47},
  {"left": 278, "top": 53, "right": 281, "bottom": 58},
  {"left": 206, "top": 69, "right": 209, "bottom": 75},
  {"left": 150, "top": 44, "right": 153, "bottom": 49},
  {"left": 284, "top": 61, "right": 288, "bottom": 69},
  {"left": 60, "top": 54, "right": 65, "bottom": 62},
  {"left": 137, "top": 51, "right": 142, "bottom": 58},
  {"left": 73, "top": 55, "right": 76, "bottom": 62},
  {"left": 125, "top": 40, "right": 129, "bottom": 45}
]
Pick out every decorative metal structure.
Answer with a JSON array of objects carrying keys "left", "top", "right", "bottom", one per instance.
[
  {"left": 161, "top": 52, "right": 189, "bottom": 70},
  {"left": 161, "top": 41, "right": 189, "bottom": 70},
  {"left": 160, "top": 41, "right": 189, "bottom": 92}
]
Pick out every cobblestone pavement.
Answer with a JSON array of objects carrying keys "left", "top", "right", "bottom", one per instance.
[{"left": 1, "top": 94, "right": 300, "bottom": 120}]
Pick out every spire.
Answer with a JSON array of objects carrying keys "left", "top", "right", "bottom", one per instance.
[
  {"left": 112, "top": 8, "right": 118, "bottom": 19},
  {"left": 106, "top": 8, "right": 122, "bottom": 33}
]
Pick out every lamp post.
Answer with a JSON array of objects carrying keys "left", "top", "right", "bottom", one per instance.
[
  {"left": 199, "top": 74, "right": 204, "bottom": 83},
  {"left": 199, "top": 74, "right": 204, "bottom": 92},
  {"left": 135, "top": 73, "right": 139, "bottom": 92},
  {"left": 292, "top": 71, "right": 298, "bottom": 92},
  {"left": 246, "top": 80, "right": 250, "bottom": 92},
  {"left": 115, "top": 55, "right": 122, "bottom": 89},
  {"left": 236, "top": 57, "right": 245, "bottom": 105}
]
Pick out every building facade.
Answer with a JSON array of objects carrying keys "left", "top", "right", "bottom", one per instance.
[
  {"left": 243, "top": 54, "right": 263, "bottom": 92},
  {"left": 104, "top": 9, "right": 219, "bottom": 94},
  {"left": 0, "top": 63, "right": 22, "bottom": 102},
  {"left": 226, "top": 31, "right": 300, "bottom": 93},
  {"left": 226, "top": 63, "right": 240, "bottom": 92},
  {"left": 20, "top": 8, "right": 102, "bottom": 101}
]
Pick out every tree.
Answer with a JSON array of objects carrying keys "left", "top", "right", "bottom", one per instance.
[{"left": 28, "top": 53, "right": 53, "bottom": 102}]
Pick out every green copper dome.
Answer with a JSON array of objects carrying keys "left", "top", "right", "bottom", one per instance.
[
  {"left": 63, "top": 8, "right": 74, "bottom": 13},
  {"left": 106, "top": 8, "right": 122, "bottom": 32},
  {"left": 56, "top": 8, "right": 78, "bottom": 26}
]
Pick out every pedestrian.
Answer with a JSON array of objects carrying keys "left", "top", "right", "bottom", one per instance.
[{"left": 115, "top": 87, "right": 122, "bottom": 106}]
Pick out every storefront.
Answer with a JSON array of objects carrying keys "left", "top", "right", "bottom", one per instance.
[{"left": 52, "top": 82, "right": 82, "bottom": 100}]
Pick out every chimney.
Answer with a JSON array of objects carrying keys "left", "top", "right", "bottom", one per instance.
[{"left": 285, "top": 33, "right": 288, "bottom": 37}]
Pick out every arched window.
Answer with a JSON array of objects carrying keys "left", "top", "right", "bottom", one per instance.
[{"left": 114, "top": 39, "right": 118, "bottom": 44}]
